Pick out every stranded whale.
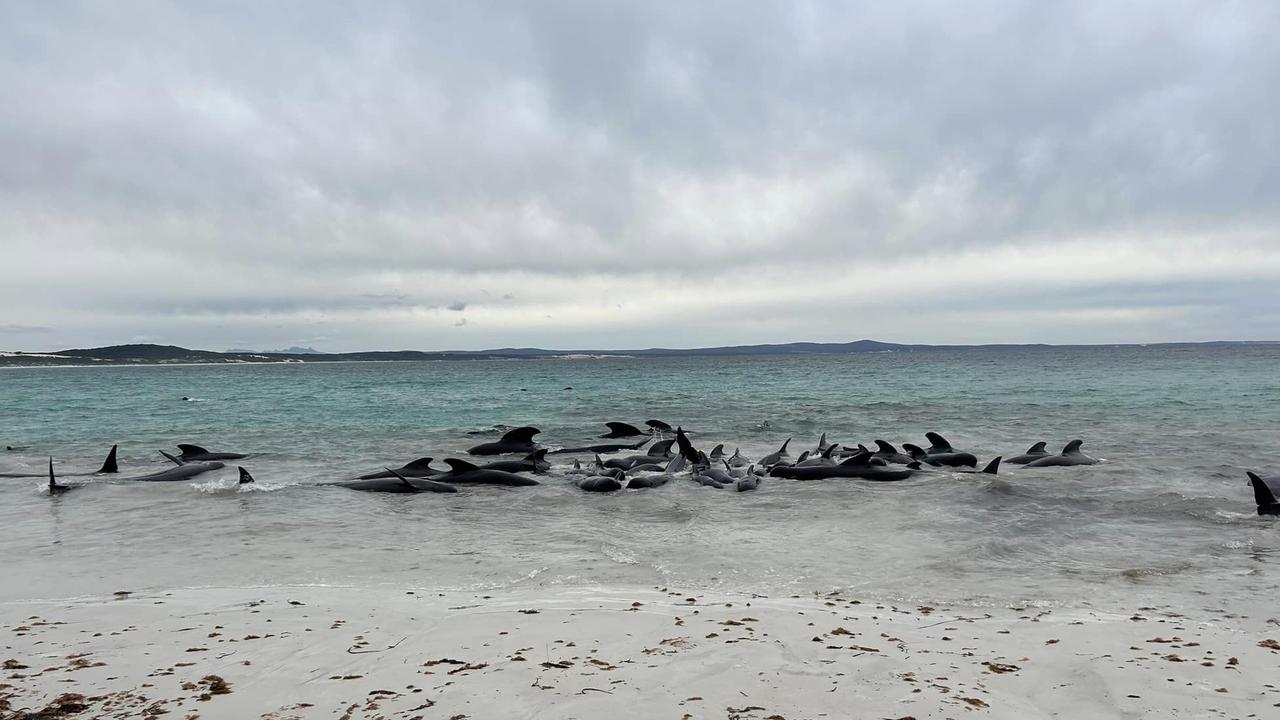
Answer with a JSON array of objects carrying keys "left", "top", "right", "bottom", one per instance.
[{"left": 1023, "top": 440, "right": 1098, "bottom": 467}]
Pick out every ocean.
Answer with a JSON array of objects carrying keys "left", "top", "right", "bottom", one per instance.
[{"left": 2, "top": 345, "right": 1278, "bottom": 613}]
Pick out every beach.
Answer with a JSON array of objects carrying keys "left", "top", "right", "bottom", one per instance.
[{"left": 4, "top": 584, "right": 1278, "bottom": 719}]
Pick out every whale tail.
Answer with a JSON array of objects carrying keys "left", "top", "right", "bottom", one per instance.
[
  {"left": 237, "top": 467, "right": 255, "bottom": 484},
  {"left": 666, "top": 453, "right": 687, "bottom": 474},
  {"left": 649, "top": 439, "right": 676, "bottom": 457},
  {"left": 1248, "top": 472, "right": 1279, "bottom": 510},
  {"left": 675, "top": 427, "right": 700, "bottom": 465},
  {"left": 97, "top": 444, "right": 119, "bottom": 474},
  {"left": 981, "top": 457, "right": 1002, "bottom": 475},
  {"left": 525, "top": 448, "right": 549, "bottom": 472}
]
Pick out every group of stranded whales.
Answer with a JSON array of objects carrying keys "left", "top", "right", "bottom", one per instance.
[{"left": 14, "top": 421, "right": 1277, "bottom": 515}]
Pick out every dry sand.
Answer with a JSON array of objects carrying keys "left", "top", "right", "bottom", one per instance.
[{"left": 3, "top": 585, "right": 1278, "bottom": 719}]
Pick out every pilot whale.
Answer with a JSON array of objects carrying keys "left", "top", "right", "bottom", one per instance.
[
  {"left": 118, "top": 451, "right": 224, "bottom": 482},
  {"left": 358, "top": 457, "right": 447, "bottom": 480},
  {"left": 177, "top": 444, "right": 247, "bottom": 462},
  {"left": 467, "top": 427, "right": 541, "bottom": 456},
  {"left": 1006, "top": 442, "right": 1050, "bottom": 465},
  {"left": 1023, "top": 440, "right": 1098, "bottom": 467},
  {"left": 549, "top": 438, "right": 650, "bottom": 455},
  {"left": 770, "top": 451, "right": 916, "bottom": 482},
  {"left": 326, "top": 467, "right": 458, "bottom": 494},
  {"left": 435, "top": 459, "right": 540, "bottom": 486}
]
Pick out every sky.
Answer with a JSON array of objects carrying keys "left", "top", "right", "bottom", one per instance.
[{"left": 2, "top": 1, "right": 1278, "bottom": 352}]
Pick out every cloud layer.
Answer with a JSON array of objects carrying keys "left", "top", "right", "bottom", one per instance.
[{"left": 2, "top": 1, "right": 1277, "bottom": 351}]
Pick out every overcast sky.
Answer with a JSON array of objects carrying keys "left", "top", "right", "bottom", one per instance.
[{"left": 2, "top": 1, "right": 1278, "bottom": 352}]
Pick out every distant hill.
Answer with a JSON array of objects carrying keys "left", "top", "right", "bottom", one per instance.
[
  {"left": 226, "top": 346, "right": 324, "bottom": 354},
  {"left": 0, "top": 339, "right": 1274, "bottom": 367}
]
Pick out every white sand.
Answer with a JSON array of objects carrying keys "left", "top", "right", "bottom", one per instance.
[{"left": 3, "top": 585, "right": 1278, "bottom": 719}]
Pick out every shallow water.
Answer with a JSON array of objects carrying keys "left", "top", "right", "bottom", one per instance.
[{"left": 2, "top": 346, "right": 1279, "bottom": 612}]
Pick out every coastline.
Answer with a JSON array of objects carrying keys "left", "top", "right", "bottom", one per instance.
[{"left": 4, "top": 585, "right": 1276, "bottom": 719}]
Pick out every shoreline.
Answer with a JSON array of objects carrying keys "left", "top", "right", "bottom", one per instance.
[{"left": 4, "top": 584, "right": 1276, "bottom": 719}]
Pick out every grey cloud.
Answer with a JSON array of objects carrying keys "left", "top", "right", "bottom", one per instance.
[{"left": 0, "top": 1, "right": 1277, "bottom": 350}]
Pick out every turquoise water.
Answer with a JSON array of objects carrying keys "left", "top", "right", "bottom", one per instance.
[{"left": 2, "top": 346, "right": 1279, "bottom": 611}]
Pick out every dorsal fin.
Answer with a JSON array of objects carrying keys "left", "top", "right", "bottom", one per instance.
[
  {"left": 444, "top": 458, "right": 480, "bottom": 473},
  {"left": 525, "top": 448, "right": 548, "bottom": 462},
  {"left": 1248, "top": 472, "right": 1278, "bottom": 506},
  {"left": 981, "top": 457, "right": 1002, "bottom": 474},
  {"left": 821, "top": 443, "right": 839, "bottom": 459},
  {"left": 730, "top": 447, "right": 742, "bottom": 459},
  {"left": 902, "top": 443, "right": 928, "bottom": 460},
  {"left": 572, "top": 459, "right": 581, "bottom": 470},
  {"left": 796, "top": 450, "right": 810, "bottom": 463},
  {"left": 925, "top": 432, "right": 952, "bottom": 450},
  {"left": 48, "top": 457, "right": 59, "bottom": 489},
  {"left": 500, "top": 426, "right": 540, "bottom": 443},
  {"left": 818, "top": 432, "right": 828, "bottom": 449},
  {"left": 1026, "top": 441, "right": 1047, "bottom": 454},
  {"left": 403, "top": 457, "right": 436, "bottom": 471},
  {"left": 238, "top": 467, "right": 255, "bottom": 484},
  {"left": 709, "top": 444, "right": 725, "bottom": 459},
  {"left": 874, "top": 440, "right": 897, "bottom": 454},
  {"left": 627, "top": 438, "right": 652, "bottom": 450},
  {"left": 857, "top": 444, "right": 869, "bottom": 454},
  {"left": 385, "top": 467, "right": 420, "bottom": 491},
  {"left": 649, "top": 439, "right": 675, "bottom": 457},
  {"left": 602, "top": 421, "right": 643, "bottom": 437},
  {"left": 839, "top": 451, "right": 871, "bottom": 466},
  {"left": 159, "top": 450, "right": 184, "bottom": 465},
  {"left": 593, "top": 454, "right": 604, "bottom": 469},
  {"left": 1063, "top": 439, "right": 1084, "bottom": 454},
  {"left": 177, "top": 444, "right": 209, "bottom": 456},
  {"left": 98, "top": 444, "right": 119, "bottom": 474},
  {"left": 778, "top": 438, "right": 791, "bottom": 453},
  {"left": 646, "top": 419, "right": 672, "bottom": 432}
]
